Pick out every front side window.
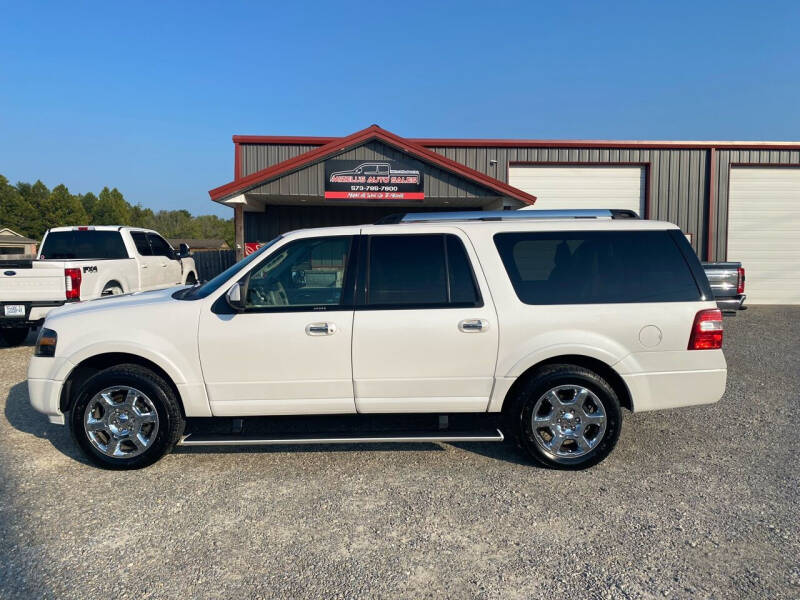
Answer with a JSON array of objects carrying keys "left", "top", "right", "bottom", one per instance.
[
  {"left": 494, "top": 230, "right": 701, "bottom": 305},
  {"left": 245, "top": 236, "right": 352, "bottom": 309},
  {"left": 366, "top": 234, "right": 481, "bottom": 308},
  {"left": 130, "top": 232, "right": 152, "bottom": 256},
  {"left": 147, "top": 234, "right": 174, "bottom": 258}
]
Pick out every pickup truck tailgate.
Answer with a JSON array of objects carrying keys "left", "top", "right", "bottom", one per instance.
[
  {"left": 0, "top": 263, "right": 66, "bottom": 302},
  {"left": 702, "top": 262, "right": 740, "bottom": 295}
]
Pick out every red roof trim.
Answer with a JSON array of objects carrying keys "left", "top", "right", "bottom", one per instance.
[
  {"left": 233, "top": 134, "right": 800, "bottom": 151},
  {"left": 211, "top": 125, "right": 537, "bottom": 205}
]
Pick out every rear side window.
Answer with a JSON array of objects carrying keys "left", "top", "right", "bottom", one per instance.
[
  {"left": 39, "top": 231, "right": 128, "bottom": 260},
  {"left": 366, "top": 234, "right": 480, "bottom": 308},
  {"left": 130, "top": 232, "right": 152, "bottom": 256},
  {"left": 494, "top": 230, "right": 701, "bottom": 305}
]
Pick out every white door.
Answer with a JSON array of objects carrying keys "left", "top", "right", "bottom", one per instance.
[
  {"left": 352, "top": 231, "right": 499, "bottom": 413},
  {"left": 198, "top": 235, "right": 356, "bottom": 416},
  {"left": 509, "top": 165, "right": 646, "bottom": 215},
  {"left": 728, "top": 167, "right": 800, "bottom": 304},
  {"left": 129, "top": 231, "right": 162, "bottom": 290},
  {"left": 147, "top": 233, "right": 182, "bottom": 286}
]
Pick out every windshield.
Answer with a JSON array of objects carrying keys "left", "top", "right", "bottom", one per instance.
[
  {"left": 40, "top": 230, "right": 128, "bottom": 259},
  {"left": 176, "top": 236, "right": 282, "bottom": 300}
]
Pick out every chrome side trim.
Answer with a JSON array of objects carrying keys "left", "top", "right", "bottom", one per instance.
[{"left": 178, "top": 429, "right": 505, "bottom": 446}]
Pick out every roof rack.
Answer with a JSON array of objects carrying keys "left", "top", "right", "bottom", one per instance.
[{"left": 374, "top": 209, "right": 640, "bottom": 224}]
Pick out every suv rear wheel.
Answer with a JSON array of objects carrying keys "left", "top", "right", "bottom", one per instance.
[
  {"left": 507, "top": 364, "right": 622, "bottom": 470},
  {"left": 69, "top": 364, "right": 185, "bottom": 469}
]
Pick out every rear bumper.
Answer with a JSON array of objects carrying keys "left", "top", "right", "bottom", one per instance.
[
  {"left": 0, "top": 301, "right": 66, "bottom": 328},
  {"left": 716, "top": 295, "right": 746, "bottom": 315},
  {"left": 27, "top": 377, "right": 66, "bottom": 425},
  {"left": 622, "top": 368, "right": 727, "bottom": 412}
]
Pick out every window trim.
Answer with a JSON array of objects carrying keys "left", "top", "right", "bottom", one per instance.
[
  {"left": 211, "top": 235, "right": 357, "bottom": 315},
  {"left": 493, "top": 229, "right": 705, "bottom": 306},
  {"left": 357, "top": 233, "right": 484, "bottom": 311}
]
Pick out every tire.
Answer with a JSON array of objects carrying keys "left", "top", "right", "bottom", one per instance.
[
  {"left": 0, "top": 326, "right": 29, "bottom": 347},
  {"left": 506, "top": 364, "right": 622, "bottom": 470},
  {"left": 102, "top": 283, "right": 124, "bottom": 296},
  {"left": 185, "top": 272, "right": 197, "bottom": 285},
  {"left": 69, "top": 364, "right": 185, "bottom": 469}
]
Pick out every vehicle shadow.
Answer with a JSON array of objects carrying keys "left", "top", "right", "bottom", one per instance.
[
  {"left": 3, "top": 380, "right": 89, "bottom": 465},
  {"left": 5, "top": 380, "right": 527, "bottom": 466},
  {"left": 0, "top": 326, "right": 38, "bottom": 348}
]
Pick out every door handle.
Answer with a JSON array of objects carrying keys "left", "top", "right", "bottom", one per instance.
[
  {"left": 459, "top": 319, "right": 489, "bottom": 333},
  {"left": 306, "top": 322, "right": 337, "bottom": 336}
]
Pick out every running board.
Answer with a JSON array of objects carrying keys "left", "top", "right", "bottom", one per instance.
[{"left": 178, "top": 429, "right": 504, "bottom": 447}]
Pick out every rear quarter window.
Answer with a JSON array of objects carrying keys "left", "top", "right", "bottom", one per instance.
[{"left": 493, "top": 230, "right": 701, "bottom": 304}]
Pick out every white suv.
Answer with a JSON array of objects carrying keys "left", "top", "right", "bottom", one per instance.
[{"left": 27, "top": 210, "right": 726, "bottom": 470}]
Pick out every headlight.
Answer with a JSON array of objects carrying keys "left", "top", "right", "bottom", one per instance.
[{"left": 34, "top": 328, "right": 57, "bottom": 357}]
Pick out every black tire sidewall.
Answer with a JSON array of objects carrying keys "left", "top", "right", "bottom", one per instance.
[
  {"left": 514, "top": 367, "right": 622, "bottom": 470},
  {"left": 69, "top": 366, "right": 183, "bottom": 469}
]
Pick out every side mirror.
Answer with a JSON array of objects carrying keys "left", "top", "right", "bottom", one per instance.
[
  {"left": 225, "top": 282, "right": 246, "bottom": 312},
  {"left": 177, "top": 243, "right": 190, "bottom": 258}
]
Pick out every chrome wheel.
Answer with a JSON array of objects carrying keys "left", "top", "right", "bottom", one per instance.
[
  {"left": 531, "top": 384, "right": 607, "bottom": 459},
  {"left": 83, "top": 386, "right": 159, "bottom": 458}
]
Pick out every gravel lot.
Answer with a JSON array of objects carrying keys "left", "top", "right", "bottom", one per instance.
[{"left": 1, "top": 307, "right": 799, "bottom": 599}]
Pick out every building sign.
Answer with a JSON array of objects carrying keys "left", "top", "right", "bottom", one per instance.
[{"left": 324, "top": 160, "right": 424, "bottom": 200}]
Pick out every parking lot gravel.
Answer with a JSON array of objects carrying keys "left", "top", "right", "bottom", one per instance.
[{"left": 1, "top": 307, "right": 799, "bottom": 599}]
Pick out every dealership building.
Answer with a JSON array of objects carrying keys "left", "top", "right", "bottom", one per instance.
[{"left": 209, "top": 125, "right": 800, "bottom": 304}]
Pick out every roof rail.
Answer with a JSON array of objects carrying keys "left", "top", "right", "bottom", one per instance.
[{"left": 374, "top": 209, "right": 640, "bottom": 224}]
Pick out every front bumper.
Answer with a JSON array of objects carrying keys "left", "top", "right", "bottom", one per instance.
[
  {"left": 27, "top": 377, "right": 66, "bottom": 424},
  {"left": 27, "top": 354, "right": 73, "bottom": 425}
]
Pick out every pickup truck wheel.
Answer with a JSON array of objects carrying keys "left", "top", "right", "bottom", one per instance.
[
  {"left": 0, "top": 326, "right": 29, "bottom": 347},
  {"left": 185, "top": 273, "right": 197, "bottom": 285},
  {"left": 102, "top": 283, "right": 123, "bottom": 296},
  {"left": 507, "top": 365, "right": 622, "bottom": 470},
  {"left": 69, "top": 365, "right": 185, "bottom": 469}
]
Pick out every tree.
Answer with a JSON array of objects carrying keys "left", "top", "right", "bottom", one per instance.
[
  {"left": 92, "top": 187, "right": 131, "bottom": 225},
  {"left": 48, "top": 184, "right": 89, "bottom": 228},
  {"left": 130, "top": 204, "right": 156, "bottom": 229},
  {"left": 17, "top": 180, "right": 52, "bottom": 238},
  {"left": 78, "top": 192, "right": 98, "bottom": 220},
  {"left": 0, "top": 175, "right": 38, "bottom": 238}
]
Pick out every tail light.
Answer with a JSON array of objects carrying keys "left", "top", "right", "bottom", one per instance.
[
  {"left": 688, "top": 309, "right": 723, "bottom": 350},
  {"left": 737, "top": 267, "right": 745, "bottom": 295},
  {"left": 65, "top": 268, "right": 82, "bottom": 300}
]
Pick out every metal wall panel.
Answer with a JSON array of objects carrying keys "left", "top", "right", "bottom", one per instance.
[
  {"left": 240, "top": 144, "right": 321, "bottom": 177},
  {"left": 428, "top": 146, "right": 709, "bottom": 256},
  {"left": 246, "top": 140, "right": 498, "bottom": 199},
  {"left": 240, "top": 141, "right": 800, "bottom": 260}
]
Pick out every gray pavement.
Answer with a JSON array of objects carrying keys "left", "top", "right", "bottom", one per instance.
[{"left": 1, "top": 307, "right": 798, "bottom": 599}]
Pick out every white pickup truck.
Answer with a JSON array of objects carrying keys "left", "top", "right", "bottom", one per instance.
[{"left": 0, "top": 226, "right": 197, "bottom": 346}]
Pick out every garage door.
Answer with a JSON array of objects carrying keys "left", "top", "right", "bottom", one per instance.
[
  {"left": 728, "top": 167, "right": 800, "bottom": 304},
  {"left": 509, "top": 165, "right": 646, "bottom": 215}
]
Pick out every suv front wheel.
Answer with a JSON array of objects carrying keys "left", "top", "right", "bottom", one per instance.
[
  {"left": 508, "top": 364, "right": 622, "bottom": 470},
  {"left": 70, "top": 364, "right": 185, "bottom": 469}
]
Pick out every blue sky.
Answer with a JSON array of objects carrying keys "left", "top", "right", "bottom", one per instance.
[{"left": 1, "top": 1, "right": 798, "bottom": 218}]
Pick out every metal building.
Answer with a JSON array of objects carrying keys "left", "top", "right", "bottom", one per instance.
[{"left": 209, "top": 125, "right": 800, "bottom": 304}]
